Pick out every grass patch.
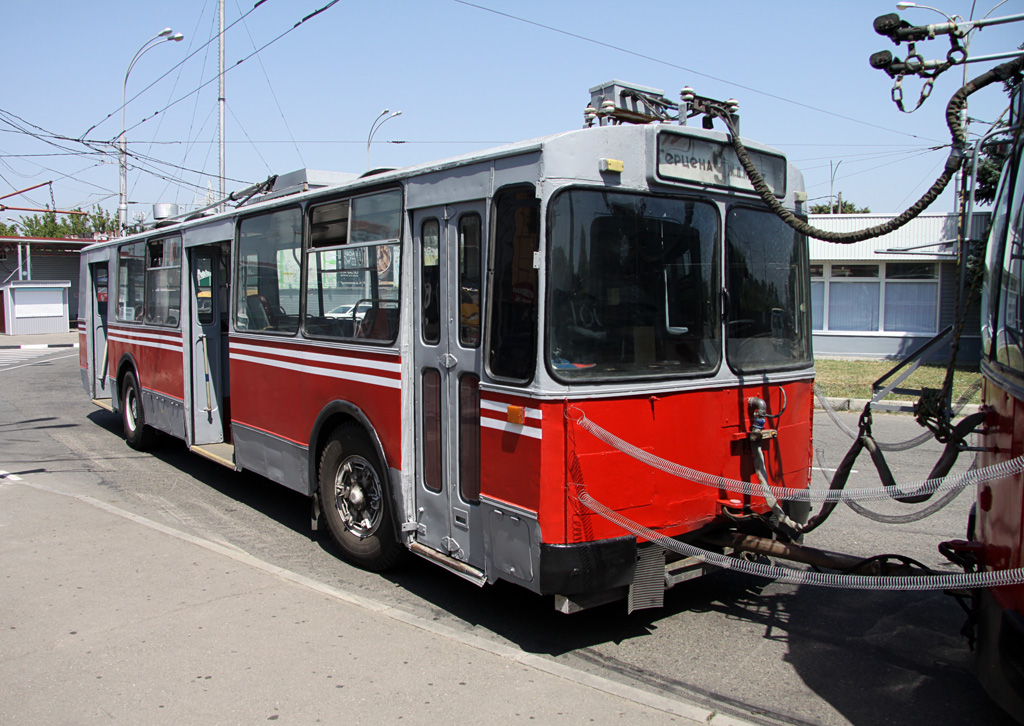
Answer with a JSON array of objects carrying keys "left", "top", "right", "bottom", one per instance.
[{"left": 813, "top": 358, "right": 982, "bottom": 404}]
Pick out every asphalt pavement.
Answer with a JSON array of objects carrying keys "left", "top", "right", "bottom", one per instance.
[
  {"left": 0, "top": 330, "right": 999, "bottom": 725},
  {"left": 0, "top": 360, "right": 754, "bottom": 726}
]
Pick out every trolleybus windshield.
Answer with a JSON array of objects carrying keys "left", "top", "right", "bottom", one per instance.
[
  {"left": 547, "top": 189, "right": 720, "bottom": 380},
  {"left": 546, "top": 190, "right": 811, "bottom": 381}
]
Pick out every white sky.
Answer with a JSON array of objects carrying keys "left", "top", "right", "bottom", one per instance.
[{"left": 1, "top": 0, "right": 1021, "bottom": 227}]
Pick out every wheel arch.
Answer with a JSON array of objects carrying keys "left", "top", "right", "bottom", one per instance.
[
  {"left": 114, "top": 352, "right": 140, "bottom": 410},
  {"left": 308, "top": 400, "right": 403, "bottom": 542},
  {"left": 308, "top": 400, "right": 390, "bottom": 490}
]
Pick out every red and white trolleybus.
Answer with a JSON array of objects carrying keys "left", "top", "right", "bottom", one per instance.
[
  {"left": 970, "top": 65, "right": 1024, "bottom": 721},
  {"left": 78, "top": 82, "right": 814, "bottom": 612}
]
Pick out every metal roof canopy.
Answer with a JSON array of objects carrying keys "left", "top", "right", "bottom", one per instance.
[{"left": 806, "top": 212, "right": 991, "bottom": 262}]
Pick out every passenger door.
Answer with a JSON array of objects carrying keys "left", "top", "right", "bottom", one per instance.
[
  {"left": 188, "top": 244, "right": 229, "bottom": 445},
  {"left": 89, "top": 261, "right": 110, "bottom": 399},
  {"left": 412, "top": 202, "right": 486, "bottom": 568}
]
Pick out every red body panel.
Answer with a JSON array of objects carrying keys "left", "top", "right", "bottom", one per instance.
[
  {"left": 228, "top": 337, "right": 403, "bottom": 466},
  {"left": 480, "top": 379, "right": 814, "bottom": 546},
  {"left": 978, "top": 379, "right": 1024, "bottom": 614},
  {"left": 107, "top": 325, "right": 184, "bottom": 400},
  {"left": 480, "top": 390, "right": 545, "bottom": 512}
]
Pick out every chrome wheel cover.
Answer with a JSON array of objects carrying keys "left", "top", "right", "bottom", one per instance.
[
  {"left": 125, "top": 387, "right": 139, "bottom": 432},
  {"left": 333, "top": 455, "right": 382, "bottom": 537}
]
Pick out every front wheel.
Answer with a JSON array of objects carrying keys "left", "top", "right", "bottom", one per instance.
[
  {"left": 121, "top": 370, "right": 154, "bottom": 450},
  {"left": 318, "top": 425, "right": 404, "bottom": 571}
]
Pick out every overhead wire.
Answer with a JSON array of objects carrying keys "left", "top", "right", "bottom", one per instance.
[
  {"left": 452, "top": 0, "right": 944, "bottom": 144},
  {"left": 3, "top": 0, "right": 338, "bottom": 214},
  {"left": 78, "top": 0, "right": 273, "bottom": 140},
  {"left": 227, "top": 105, "right": 273, "bottom": 174},
  {"left": 172, "top": 5, "right": 224, "bottom": 207},
  {"left": 131, "top": 0, "right": 217, "bottom": 205},
  {"left": 83, "top": 138, "right": 514, "bottom": 145},
  {"left": 112, "top": 0, "right": 342, "bottom": 143},
  {"left": 802, "top": 148, "right": 944, "bottom": 196},
  {"left": 894, "top": 159, "right": 948, "bottom": 210},
  {"left": 234, "top": 0, "right": 305, "bottom": 169}
]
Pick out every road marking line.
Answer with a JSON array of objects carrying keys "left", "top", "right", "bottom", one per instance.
[
  {"left": 4, "top": 471, "right": 761, "bottom": 726},
  {"left": 0, "top": 352, "right": 79, "bottom": 373}
]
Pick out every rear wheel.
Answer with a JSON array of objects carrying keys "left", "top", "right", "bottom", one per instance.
[
  {"left": 319, "top": 425, "right": 404, "bottom": 571},
  {"left": 121, "top": 370, "right": 154, "bottom": 450}
]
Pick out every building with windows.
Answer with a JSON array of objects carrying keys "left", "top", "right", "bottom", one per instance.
[
  {"left": 808, "top": 212, "right": 989, "bottom": 363},
  {"left": 0, "top": 236, "right": 94, "bottom": 325}
]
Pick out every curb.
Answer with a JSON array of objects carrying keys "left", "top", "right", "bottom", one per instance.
[
  {"left": 0, "top": 343, "right": 79, "bottom": 350},
  {"left": 815, "top": 396, "right": 981, "bottom": 417}
]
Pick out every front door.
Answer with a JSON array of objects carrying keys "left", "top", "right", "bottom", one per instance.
[
  {"left": 188, "top": 245, "right": 228, "bottom": 445},
  {"left": 89, "top": 261, "right": 110, "bottom": 399},
  {"left": 413, "top": 202, "right": 486, "bottom": 567}
]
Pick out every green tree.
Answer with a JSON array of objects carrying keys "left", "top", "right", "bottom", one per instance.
[
  {"left": 13, "top": 205, "right": 117, "bottom": 238},
  {"left": 974, "top": 145, "right": 1006, "bottom": 205},
  {"left": 0, "top": 220, "right": 18, "bottom": 236},
  {"left": 809, "top": 200, "right": 871, "bottom": 214}
]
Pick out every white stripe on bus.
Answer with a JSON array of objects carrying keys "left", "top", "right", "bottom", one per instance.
[
  {"left": 229, "top": 352, "right": 401, "bottom": 389},
  {"left": 230, "top": 341, "right": 402, "bottom": 374},
  {"left": 480, "top": 399, "right": 543, "bottom": 421},
  {"left": 109, "top": 329, "right": 182, "bottom": 343},
  {"left": 480, "top": 417, "right": 543, "bottom": 440},
  {"left": 108, "top": 335, "right": 183, "bottom": 353}
]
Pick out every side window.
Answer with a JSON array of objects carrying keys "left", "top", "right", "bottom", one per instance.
[
  {"left": 725, "top": 206, "right": 811, "bottom": 373},
  {"left": 459, "top": 213, "right": 482, "bottom": 348},
  {"left": 303, "top": 190, "right": 401, "bottom": 343},
  {"left": 488, "top": 186, "right": 539, "bottom": 381},
  {"left": 115, "top": 241, "right": 146, "bottom": 322},
  {"left": 993, "top": 151, "right": 1024, "bottom": 372},
  {"left": 144, "top": 236, "right": 181, "bottom": 327},
  {"left": 193, "top": 255, "right": 215, "bottom": 326},
  {"left": 93, "top": 264, "right": 109, "bottom": 318},
  {"left": 421, "top": 218, "right": 441, "bottom": 345},
  {"left": 235, "top": 208, "right": 302, "bottom": 334}
]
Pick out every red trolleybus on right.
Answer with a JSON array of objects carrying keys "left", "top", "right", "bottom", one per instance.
[
  {"left": 78, "top": 81, "right": 814, "bottom": 613},
  {"left": 974, "top": 67, "right": 1024, "bottom": 721}
]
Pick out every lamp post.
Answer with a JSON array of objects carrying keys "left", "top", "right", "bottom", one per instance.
[
  {"left": 829, "top": 160, "right": 842, "bottom": 214},
  {"left": 119, "top": 28, "right": 184, "bottom": 235},
  {"left": 366, "top": 109, "right": 402, "bottom": 171}
]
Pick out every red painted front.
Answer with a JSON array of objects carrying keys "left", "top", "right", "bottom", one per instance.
[
  {"left": 107, "top": 324, "right": 184, "bottom": 400},
  {"left": 228, "top": 337, "right": 403, "bottom": 468},
  {"left": 480, "top": 379, "right": 814, "bottom": 546},
  {"left": 978, "top": 378, "right": 1024, "bottom": 615}
]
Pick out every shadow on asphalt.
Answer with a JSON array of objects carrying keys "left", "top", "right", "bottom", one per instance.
[{"left": 79, "top": 409, "right": 1015, "bottom": 726}]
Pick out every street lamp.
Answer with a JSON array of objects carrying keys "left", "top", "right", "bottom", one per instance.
[
  {"left": 119, "top": 28, "right": 184, "bottom": 235},
  {"left": 829, "top": 160, "right": 842, "bottom": 214},
  {"left": 366, "top": 109, "right": 402, "bottom": 171}
]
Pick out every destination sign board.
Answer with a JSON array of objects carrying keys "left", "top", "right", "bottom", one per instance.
[{"left": 657, "top": 132, "right": 786, "bottom": 197}]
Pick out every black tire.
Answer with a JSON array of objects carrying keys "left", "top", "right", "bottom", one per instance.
[
  {"left": 318, "top": 425, "right": 404, "bottom": 571},
  {"left": 121, "top": 370, "right": 154, "bottom": 450}
]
